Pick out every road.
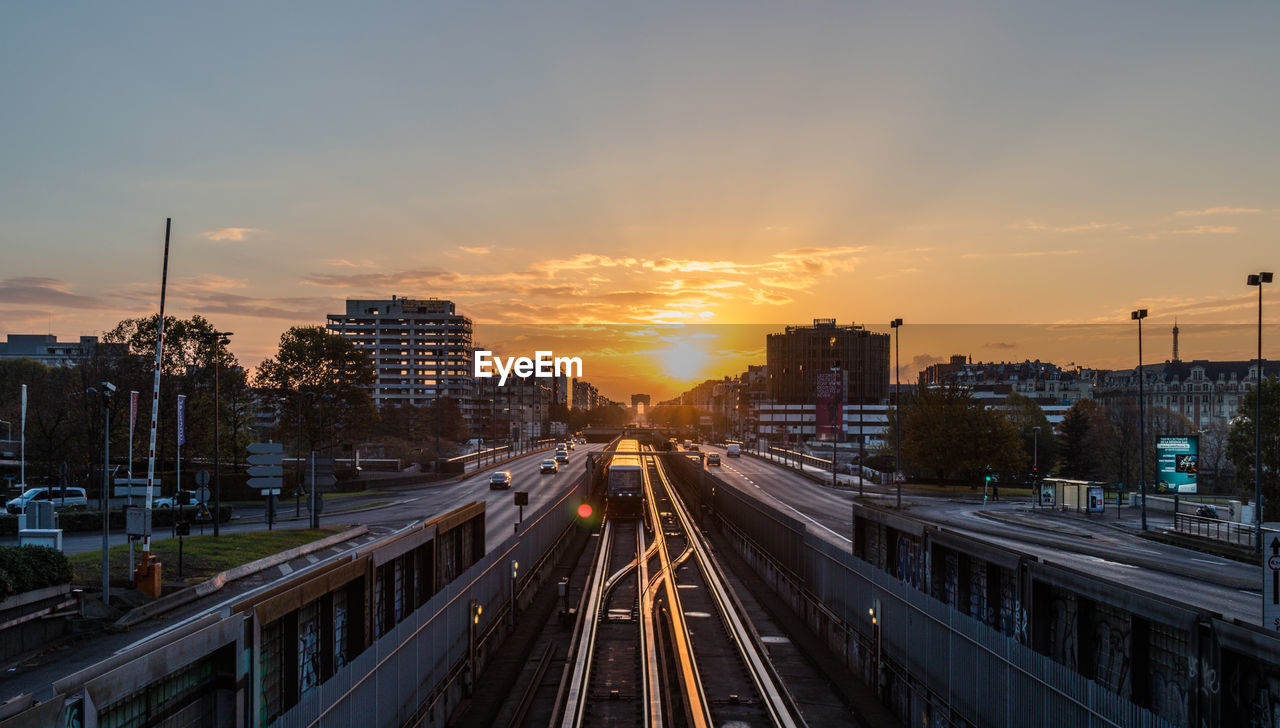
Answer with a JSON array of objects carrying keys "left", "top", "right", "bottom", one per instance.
[
  {"left": 2, "top": 444, "right": 600, "bottom": 555},
  {"left": 697, "top": 444, "right": 1263, "bottom": 626},
  {"left": 0, "top": 442, "right": 604, "bottom": 700}
]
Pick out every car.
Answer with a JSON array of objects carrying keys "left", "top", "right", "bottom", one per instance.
[
  {"left": 540, "top": 459, "right": 559, "bottom": 474},
  {"left": 555, "top": 451, "right": 569, "bottom": 464},
  {"left": 707, "top": 453, "right": 721, "bottom": 466},
  {"left": 726, "top": 444, "right": 741, "bottom": 457},
  {"left": 489, "top": 471, "right": 513, "bottom": 489},
  {"left": 688, "top": 443, "right": 699, "bottom": 452},
  {"left": 154, "top": 489, "right": 203, "bottom": 508},
  {"left": 5, "top": 486, "right": 89, "bottom": 514},
  {"left": 683, "top": 440, "right": 692, "bottom": 449},
  {"left": 568, "top": 441, "right": 576, "bottom": 450}
]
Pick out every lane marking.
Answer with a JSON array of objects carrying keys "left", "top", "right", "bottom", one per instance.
[
  {"left": 1192, "top": 558, "right": 1227, "bottom": 565},
  {"left": 278, "top": 563, "right": 293, "bottom": 576}
]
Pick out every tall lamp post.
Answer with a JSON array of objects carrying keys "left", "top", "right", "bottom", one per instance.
[
  {"left": 1248, "top": 271, "right": 1272, "bottom": 556},
  {"left": 98, "top": 382, "right": 116, "bottom": 605},
  {"left": 203, "top": 331, "right": 233, "bottom": 537},
  {"left": 1131, "top": 309, "right": 1148, "bottom": 531},
  {"left": 1032, "top": 425, "right": 1040, "bottom": 480},
  {"left": 890, "top": 318, "right": 903, "bottom": 508}
]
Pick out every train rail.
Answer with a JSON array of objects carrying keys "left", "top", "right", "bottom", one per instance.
[{"left": 559, "top": 445, "right": 804, "bottom": 727}]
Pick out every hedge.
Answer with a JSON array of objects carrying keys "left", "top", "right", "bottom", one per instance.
[
  {"left": 0, "top": 505, "right": 232, "bottom": 535},
  {"left": 0, "top": 545, "right": 73, "bottom": 601}
]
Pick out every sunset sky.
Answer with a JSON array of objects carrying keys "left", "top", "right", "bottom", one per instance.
[{"left": 2, "top": 3, "right": 1278, "bottom": 400}]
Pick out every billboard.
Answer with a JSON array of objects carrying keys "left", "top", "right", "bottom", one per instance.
[
  {"left": 1157, "top": 435, "right": 1198, "bottom": 494},
  {"left": 815, "top": 368, "right": 843, "bottom": 438}
]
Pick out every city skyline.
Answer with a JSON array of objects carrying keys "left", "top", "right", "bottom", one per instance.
[{"left": 3, "top": 3, "right": 1278, "bottom": 400}]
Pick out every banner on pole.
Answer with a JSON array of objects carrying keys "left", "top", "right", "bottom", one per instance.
[
  {"left": 130, "top": 390, "right": 139, "bottom": 433},
  {"left": 177, "top": 395, "right": 187, "bottom": 446}
]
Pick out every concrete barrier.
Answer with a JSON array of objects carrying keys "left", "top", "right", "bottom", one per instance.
[{"left": 113, "top": 525, "right": 368, "bottom": 630}]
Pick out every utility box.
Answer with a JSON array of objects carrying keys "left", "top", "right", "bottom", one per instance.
[
  {"left": 125, "top": 507, "right": 153, "bottom": 537},
  {"left": 18, "top": 528, "right": 63, "bottom": 550},
  {"left": 19, "top": 501, "right": 56, "bottom": 530}
]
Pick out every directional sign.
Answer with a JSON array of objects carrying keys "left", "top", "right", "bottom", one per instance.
[
  {"left": 247, "top": 442, "right": 285, "bottom": 490},
  {"left": 1265, "top": 523, "right": 1280, "bottom": 634}
]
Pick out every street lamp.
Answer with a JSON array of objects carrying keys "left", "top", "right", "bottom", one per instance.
[
  {"left": 1247, "top": 271, "right": 1272, "bottom": 555},
  {"left": 96, "top": 382, "right": 116, "bottom": 604},
  {"left": 890, "top": 318, "right": 903, "bottom": 508},
  {"left": 1131, "top": 309, "right": 1148, "bottom": 531},
  {"left": 203, "top": 331, "right": 233, "bottom": 537},
  {"left": 1032, "top": 425, "right": 1040, "bottom": 481}
]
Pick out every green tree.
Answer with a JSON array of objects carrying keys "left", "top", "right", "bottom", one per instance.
[
  {"left": 1226, "top": 376, "right": 1280, "bottom": 520},
  {"left": 254, "top": 327, "right": 377, "bottom": 455},
  {"left": 896, "top": 384, "right": 1026, "bottom": 484},
  {"left": 1003, "top": 392, "right": 1059, "bottom": 477},
  {"left": 1058, "top": 399, "right": 1117, "bottom": 481}
]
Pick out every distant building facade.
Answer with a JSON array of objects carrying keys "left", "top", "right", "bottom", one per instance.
[
  {"left": 0, "top": 334, "right": 123, "bottom": 367},
  {"left": 326, "top": 297, "right": 475, "bottom": 419},
  {"left": 920, "top": 356, "right": 1096, "bottom": 426},
  {"left": 765, "top": 319, "right": 889, "bottom": 405},
  {"left": 1095, "top": 359, "right": 1263, "bottom": 431}
]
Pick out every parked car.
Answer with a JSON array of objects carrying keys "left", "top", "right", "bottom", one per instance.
[
  {"left": 5, "top": 487, "right": 89, "bottom": 514},
  {"left": 707, "top": 453, "right": 721, "bottom": 466},
  {"left": 489, "top": 471, "right": 513, "bottom": 490},
  {"left": 154, "top": 490, "right": 204, "bottom": 508},
  {"left": 540, "top": 459, "right": 559, "bottom": 474}
]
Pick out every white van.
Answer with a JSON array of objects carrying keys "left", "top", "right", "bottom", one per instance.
[
  {"left": 726, "top": 444, "right": 741, "bottom": 457},
  {"left": 5, "top": 487, "right": 90, "bottom": 514}
]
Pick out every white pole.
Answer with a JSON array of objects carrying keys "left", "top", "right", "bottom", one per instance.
[
  {"left": 19, "top": 384, "right": 26, "bottom": 486},
  {"left": 142, "top": 219, "right": 173, "bottom": 554},
  {"left": 128, "top": 391, "right": 138, "bottom": 506}
]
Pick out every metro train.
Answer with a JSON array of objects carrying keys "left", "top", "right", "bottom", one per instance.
[{"left": 605, "top": 437, "right": 645, "bottom": 519}]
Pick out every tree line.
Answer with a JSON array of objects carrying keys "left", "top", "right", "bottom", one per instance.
[{"left": 885, "top": 380, "right": 1280, "bottom": 519}]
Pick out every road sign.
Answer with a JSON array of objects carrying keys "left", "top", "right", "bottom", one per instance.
[
  {"left": 1265, "top": 523, "right": 1280, "bottom": 634},
  {"left": 261, "top": 488, "right": 281, "bottom": 496},
  {"left": 247, "top": 442, "right": 285, "bottom": 490},
  {"left": 195, "top": 486, "right": 211, "bottom": 503},
  {"left": 195, "top": 470, "right": 210, "bottom": 488}
]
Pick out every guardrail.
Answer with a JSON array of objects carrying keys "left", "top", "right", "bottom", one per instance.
[
  {"left": 444, "top": 439, "right": 559, "bottom": 470},
  {"left": 1173, "top": 511, "right": 1261, "bottom": 549}
]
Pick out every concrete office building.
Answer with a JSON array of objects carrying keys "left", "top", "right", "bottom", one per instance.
[{"left": 0, "top": 334, "right": 124, "bottom": 367}]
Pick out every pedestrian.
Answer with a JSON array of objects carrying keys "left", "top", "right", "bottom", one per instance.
[{"left": 992, "top": 482, "right": 999, "bottom": 501}]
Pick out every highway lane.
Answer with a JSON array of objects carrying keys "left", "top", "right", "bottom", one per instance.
[
  {"left": 4, "top": 443, "right": 603, "bottom": 556},
  {"left": 698, "top": 445, "right": 1263, "bottom": 626}
]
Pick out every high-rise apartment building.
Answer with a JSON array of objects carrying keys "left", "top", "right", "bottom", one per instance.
[{"left": 326, "top": 297, "right": 474, "bottom": 412}]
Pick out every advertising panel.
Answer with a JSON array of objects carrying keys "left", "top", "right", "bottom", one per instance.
[
  {"left": 1157, "top": 435, "right": 1198, "bottom": 493},
  {"left": 815, "top": 368, "right": 843, "bottom": 438},
  {"left": 1039, "top": 482, "right": 1056, "bottom": 507},
  {"left": 1087, "top": 486, "right": 1106, "bottom": 513}
]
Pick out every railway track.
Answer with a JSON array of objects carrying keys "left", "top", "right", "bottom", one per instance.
[{"left": 558, "top": 444, "right": 804, "bottom": 727}]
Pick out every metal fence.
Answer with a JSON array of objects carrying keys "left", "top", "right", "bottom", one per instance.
[
  {"left": 273, "top": 472, "right": 588, "bottom": 728},
  {"left": 444, "top": 439, "right": 558, "bottom": 471},
  {"left": 1172, "top": 512, "right": 1261, "bottom": 550}
]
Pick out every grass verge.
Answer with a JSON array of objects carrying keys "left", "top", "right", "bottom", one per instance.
[{"left": 68, "top": 526, "right": 347, "bottom": 586}]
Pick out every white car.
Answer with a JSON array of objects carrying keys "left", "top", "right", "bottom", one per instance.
[
  {"left": 154, "top": 490, "right": 204, "bottom": 508},
  {"left": 5, "top": 487, "right": 89, "bottom": 514}
]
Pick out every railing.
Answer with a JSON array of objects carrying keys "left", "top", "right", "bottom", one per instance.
[
  {"left": 444, "top": 439, "right": 558, "bottom": 470},
  {"left": 1173, "top": 511, "right": 1261, "bottom": 549}
]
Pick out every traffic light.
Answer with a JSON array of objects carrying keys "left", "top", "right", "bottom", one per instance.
[{"left": 1031, "top": 466, "right": 1039, "bottom": 480}]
